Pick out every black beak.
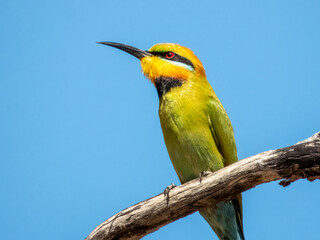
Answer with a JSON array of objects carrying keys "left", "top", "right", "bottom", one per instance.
[{"left": 97, "top": 42, "right": 152, "bottom": 60}]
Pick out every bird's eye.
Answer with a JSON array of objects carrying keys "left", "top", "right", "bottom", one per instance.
[{"left": 165, "top": 52, "right": 175, "bottom": 59}]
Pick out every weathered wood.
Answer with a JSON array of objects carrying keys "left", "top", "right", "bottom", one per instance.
[{"left": 85, "top": 132, "right": 320, "bottom": 240}]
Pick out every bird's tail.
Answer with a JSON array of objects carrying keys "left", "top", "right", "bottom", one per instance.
[{"left": 199, "top": 196, "right": 244, "bottom": 240}]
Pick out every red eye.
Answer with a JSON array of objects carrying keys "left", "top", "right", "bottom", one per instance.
[{"left": 165, "top": 52, "right": 175, "bottom": 59}]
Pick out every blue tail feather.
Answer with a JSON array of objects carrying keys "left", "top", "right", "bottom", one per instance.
[{"left": 199, "top": 200, "right": 244, "bottom": 240}]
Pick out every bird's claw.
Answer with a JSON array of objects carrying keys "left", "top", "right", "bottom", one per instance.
[
  {"left": 163, "top": 183, "right": 176, "bottom": 203},
  {"left": 199, "top": 171, "right": 212, "bottom": 183}
]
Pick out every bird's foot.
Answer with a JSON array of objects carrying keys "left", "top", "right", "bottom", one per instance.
[
  {"left": 163, "top": 183, "right": 176, "bottom": 204},
  {"left": 199, "top": 171, "right": 212, "bottom": 183}
]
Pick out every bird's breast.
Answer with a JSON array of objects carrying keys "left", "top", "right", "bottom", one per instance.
[{"left": 158, "top": 87, "right": 224, "bottom": 183}]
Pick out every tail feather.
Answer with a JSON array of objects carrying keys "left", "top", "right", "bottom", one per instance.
[
  {"left": 232, "top": 195, "right": 245, "bottom": 240},
  {"left": 199, "top": 196, "right": 244, "bottom": 240}
]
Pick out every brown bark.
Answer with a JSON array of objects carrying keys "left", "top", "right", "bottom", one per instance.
[{"left": 85, "top": 132, "right": 320, "bottom": 240}]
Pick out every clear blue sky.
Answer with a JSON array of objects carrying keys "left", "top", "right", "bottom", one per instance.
[{"left": 1, "top": 1, "right": 319, "bottom": 239}]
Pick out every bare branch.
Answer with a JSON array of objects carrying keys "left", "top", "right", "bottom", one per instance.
[{"left": 85, "top": 132, "right": 320, "bottom": 240}]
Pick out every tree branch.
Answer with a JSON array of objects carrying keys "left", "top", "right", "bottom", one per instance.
[{"left": 85, "top": 132, "right": 320, "bottom": 240}]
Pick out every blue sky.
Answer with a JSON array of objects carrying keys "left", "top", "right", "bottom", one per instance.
[{"left": 1, "top": 1, "right": 320, "bottom": 239}]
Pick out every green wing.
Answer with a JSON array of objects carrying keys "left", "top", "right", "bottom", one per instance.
[
  {"left": 206, "top": 95, "right": 244, "bottom": 239},
  {"left": 206, "top": 95, "right": 238, "bottom": 166}
]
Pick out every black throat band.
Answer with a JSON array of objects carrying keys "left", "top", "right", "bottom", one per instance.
[{"left": 154, "top": 77, "right": 185, "bottom": 98}]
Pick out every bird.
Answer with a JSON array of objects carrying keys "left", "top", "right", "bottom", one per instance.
[{"left": 97, "top": 41, "right": 244, "bottom": 240}]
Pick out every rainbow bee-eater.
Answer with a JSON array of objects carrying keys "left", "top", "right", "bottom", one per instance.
[{"left": 98, "top": 42, "right": 244, "bottom": 240}]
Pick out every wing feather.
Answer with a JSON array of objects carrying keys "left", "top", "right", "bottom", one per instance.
[{"left": 207, "top": 95, "right": 244, "bottom": 239}]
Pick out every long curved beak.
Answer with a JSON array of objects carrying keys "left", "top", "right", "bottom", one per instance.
[{"left": 97, "top": 42, "right": 152, "bottom": 60}]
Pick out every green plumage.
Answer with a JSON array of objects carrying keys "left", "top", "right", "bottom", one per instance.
[
  {"left": 159, "top": 76, "right": 236, "bottom": 182},
  {"left": 159, "top": 76, "right": 244, "bottom": 240}
]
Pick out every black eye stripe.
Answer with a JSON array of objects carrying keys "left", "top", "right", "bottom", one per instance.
[{"left": 148, "top": 51, "right": 195, "bottom": 69}]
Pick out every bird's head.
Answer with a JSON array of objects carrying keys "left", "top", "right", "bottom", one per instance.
[{"left": 97, "top": 42, "right": 206, "bottom": 84}]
